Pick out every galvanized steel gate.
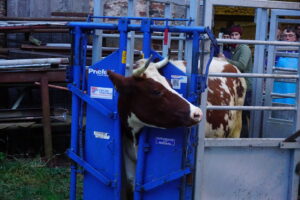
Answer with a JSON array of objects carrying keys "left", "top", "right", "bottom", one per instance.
[{"left": 193, "top": 2, "right": 300, "bottom": 200}]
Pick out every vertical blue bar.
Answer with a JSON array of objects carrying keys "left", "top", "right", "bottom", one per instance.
[
  {"left": 118, "top": 18, "right": 128, "bottom": 74},
  {"left": 112, "top": 18, "right": 129, "bottom": 200},
  {"left": 191, "top": 31, "right": 200, "bottom": 75},
  {"left": 185, "top": 31, "right": 200, "bottom": 200},
  {"left": 134, "top": 130, "right": 147, "bottom": 200},
  {"left": 134, "top": 19, "right": 153, "bottom": 200},
  {"left": 79, "top": 33, "right": 88, "bottom": 158},
  {"left": 188, "top": 32, "right": 200, "bottom": 105},
  {"left": 70, "top": 26, "right": 82, "bottom": 200},
  {"left": 141, "top": 19, "right": 152, "bottom": 58}
]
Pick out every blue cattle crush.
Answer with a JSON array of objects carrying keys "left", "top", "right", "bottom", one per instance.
[{"left": 66, "top": 17, "right": 217, "bottom": 200}]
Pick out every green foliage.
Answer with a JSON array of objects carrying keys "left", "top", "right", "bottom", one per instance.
[{"left": 0, "top": 157, "right": 83, "bottom": 200}]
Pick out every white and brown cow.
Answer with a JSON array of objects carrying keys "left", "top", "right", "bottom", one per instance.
[
  {"left": 109, "top": 56, "right": 246, "bottom": 139},
  {"left": 107, "top": 56, "right": 246, "bottom": 197},
  {"left": 108, "top": 57, "right": 203, "bottom": 140},
  {"left": 107, "top": 57, "right": 202, "bottom": 196},
  {"left": 170, "top": 57, "right": 247, "bottom": 138}
]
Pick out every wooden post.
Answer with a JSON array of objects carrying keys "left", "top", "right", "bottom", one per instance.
[{"left": 40, "top": 73, "right": 53, "bottom": 159}]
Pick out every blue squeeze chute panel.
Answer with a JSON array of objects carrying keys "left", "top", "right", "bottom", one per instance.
[
  {"left": 135, "top": 51, "right": 195, "bottom": 199},
  {"left": 138, "top": 127, "right": 186, "bottom": 199},
  {"left": 84, "top": 50, "right": 121, "bottom": 200}
]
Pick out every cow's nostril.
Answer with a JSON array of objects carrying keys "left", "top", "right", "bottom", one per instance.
[
  {"left": 194, "top": 113, "right": 200, "bottom": 119},
  {"left": 189, "top": 106, "right": 202, "bottom": 122},
  {"left": 193, "top": 111, "right": 202, "bottom": 121}
]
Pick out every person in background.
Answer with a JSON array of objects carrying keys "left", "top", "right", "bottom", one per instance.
[
  {"left": 219, "top": 25, "right": 253, "bottom": 100},
  {"left": 218, "top": 27, "right": 232, "bottom": 59},
  {"left": 281, "top": 26, "right": 299, "bottom": 42},
  {"left": 219, "top": 25, "right": 253, "bottom": 137}
]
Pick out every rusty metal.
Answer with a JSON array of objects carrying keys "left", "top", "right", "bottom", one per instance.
[
  {"left": 0, "top": 24, "right": 66, "bottom": 30},
  {"left": 0, "top": 28, "right": 69, "bottom": 33},
  {"left": 0, "top": 68, "right": 67, "bottom": 159},
  {"left": 40, "top": 74, "right": 53, "bottom": 158},
  {"left": 0, "top": 108, "right": 67, "bottom": 122},
  {"left": 0, "top": 17, "right": 86, "bottom": 21},
  {"left": 51, "top": 12, "right": 90, "bottom": 17},
  {"left": 34, "top": 81, "right": 69, "bottom": 91},
  {"left": 0, "top": 58, "right": 69, "bottom": 66},
  {"left": 0, "top": 69, "right": 66, "bottom": 83}
]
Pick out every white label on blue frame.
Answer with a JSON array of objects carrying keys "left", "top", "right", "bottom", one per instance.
[
  {"left": 171, "top": 75, "right": 187, "bottom": 89},
  {"left": 90, "top": 86, "right": 113, "bottom": 99},
  {"left": 94, "top": 131, "right": 110, "bottom": 140},
  {"left": 155, "top": 137, "right": 175, "bottom": 146}
]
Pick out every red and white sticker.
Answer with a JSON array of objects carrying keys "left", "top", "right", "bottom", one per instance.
[{"left": 90, "top": 86, "right": 113, "bottom": 99}]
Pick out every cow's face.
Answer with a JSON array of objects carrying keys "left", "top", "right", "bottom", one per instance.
[{"left": 107, "top": 57, "right": 202, "bottom": 135}]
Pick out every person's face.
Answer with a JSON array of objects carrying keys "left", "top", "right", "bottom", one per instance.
[
  {"left": 223, "top": 34, "right": 230, "bottom": 39},
  {"left": 230, "top": 32, "right": 241, "bottom": 40},
  {"left": 282, "top": 29, "right": 297, "bottom": 42}
]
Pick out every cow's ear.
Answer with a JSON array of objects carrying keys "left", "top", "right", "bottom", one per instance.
[{"left": 107, "top": 70, "right": 131, "bottom": 94}]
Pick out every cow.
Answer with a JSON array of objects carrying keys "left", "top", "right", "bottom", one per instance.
[
  {"left": 117, "top": 57, "right": 247, "bottom": 138},
  {"left": 107, "top": 56, "right": 246, "bottom": 198},
  {"left": 170, "top": 57, "right": 247, "bottom": 138},
  {"left": 107, "top": 57, "right": 203, "bottom": 198}
]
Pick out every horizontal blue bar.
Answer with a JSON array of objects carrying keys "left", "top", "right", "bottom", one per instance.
[
  {"left": 136, "top": 167, "right": 191, "bottom": 192},
  {"left": 68, "top": 22, "right": 206, "bottom": 33},
  {"left": 67, "top": 149, "right": 113, "bottom": 187},
  {"left": 68, "top": 84, "right": 115, "bottom": 119}
]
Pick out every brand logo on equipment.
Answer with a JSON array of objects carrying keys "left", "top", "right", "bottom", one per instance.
[{"left": 88, "top": 68, "right": 108, "bottom": 76}]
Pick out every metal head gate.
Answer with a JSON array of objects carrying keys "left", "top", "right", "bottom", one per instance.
[{"left": 66, "top": 17, "right": 217, "bottom": 200}]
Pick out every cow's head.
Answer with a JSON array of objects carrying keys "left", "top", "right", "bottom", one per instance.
[{"left": 107, "top": 57, "right": 202, "bottom": 137}]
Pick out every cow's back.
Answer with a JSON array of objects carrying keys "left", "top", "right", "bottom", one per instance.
[{"left": 170, "top": 57, "right": 247, "bottom": 138}]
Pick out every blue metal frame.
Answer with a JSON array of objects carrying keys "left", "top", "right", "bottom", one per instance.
[
  {"left": 67, "top": 17, "right": 217, "bottom": 200},
  {"left": 69, "top": 26, "right": 82, "bottom": 200}
]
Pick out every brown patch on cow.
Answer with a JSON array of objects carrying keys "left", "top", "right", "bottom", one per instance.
[
  {"left": 236, "top": 79, "right": 245, "bottom": 98},
  {"left": 208, "top": 78, "right": 230, "bottom": 106},
  {"left": 207, "top": 78, "right": 232, "bottom": 136},
  {"left": 223, "top": 64, "right": 246, "bottom": 99},
  {"left": 206, "top": 110, "right": 230, "bottom": 137},
  {"left": 222, "top": 64, "right": 238, "bottom": 73}
]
